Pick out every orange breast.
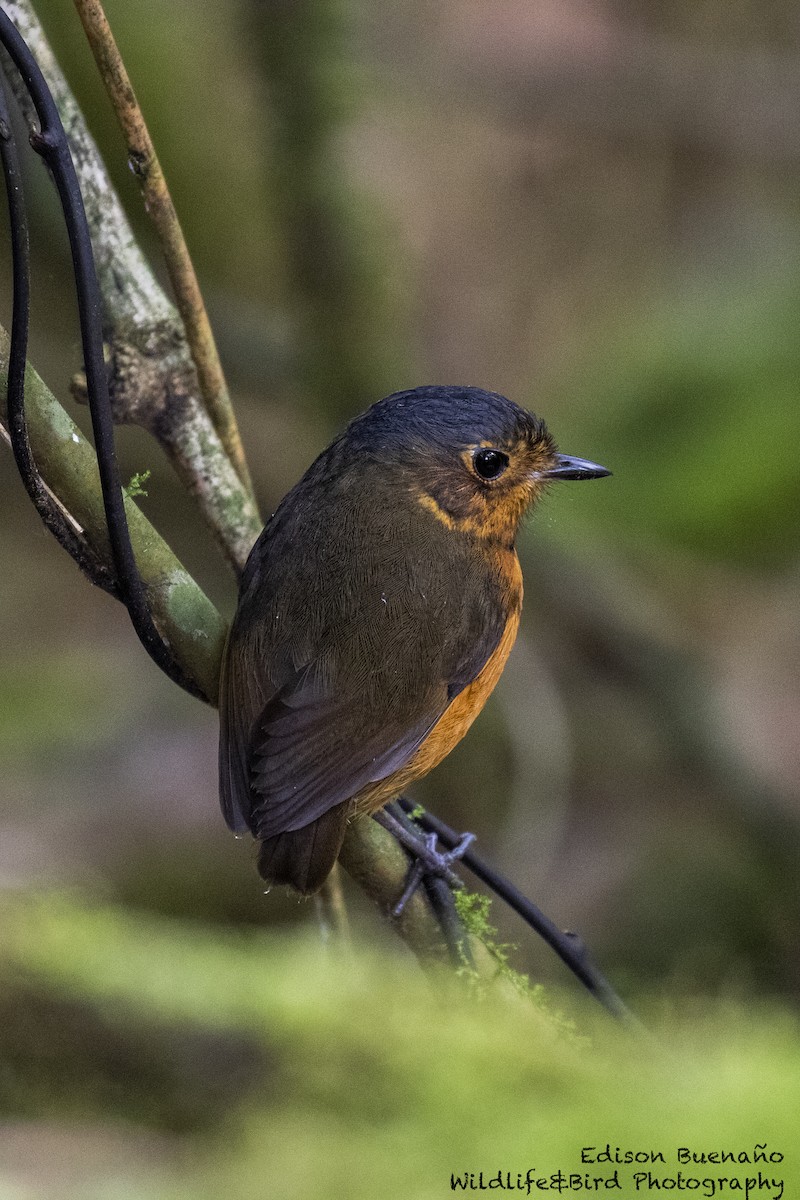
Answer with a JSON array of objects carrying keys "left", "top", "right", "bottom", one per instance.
[{"left": 354, "top": 550, "right": 523, "bottom": 815}]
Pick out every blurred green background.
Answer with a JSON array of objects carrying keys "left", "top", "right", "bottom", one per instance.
[{"left": 1, "top": 0, "right": 799, "bottom": 1195}]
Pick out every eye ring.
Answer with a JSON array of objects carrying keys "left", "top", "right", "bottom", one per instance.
[{"left": 472, "top": 448, "right": 510, "bottom": 482}]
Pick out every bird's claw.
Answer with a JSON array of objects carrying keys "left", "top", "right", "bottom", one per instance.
[
  {"left": 373, "top": 808, "right": 475, "bottom": 917},
  {"left": 392, "top": 829, "right": 476, "bottom": 917}
]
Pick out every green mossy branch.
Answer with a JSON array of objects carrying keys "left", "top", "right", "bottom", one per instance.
[{"left": 0, "top": 326, "right": 226, "bottom": 702}]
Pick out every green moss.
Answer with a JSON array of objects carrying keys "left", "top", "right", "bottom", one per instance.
[
  {"left": 124, "top": 469, "right": 152, "bottom": 499},
  {"left": 0, "top": 893, "right": 798, "bottom": 1200},
  {"left": 0, "top": 892, "right": 796, "bottom": 1200},
  {"left": 454, "top": 890, "right": 579, "bottom": 1037}
]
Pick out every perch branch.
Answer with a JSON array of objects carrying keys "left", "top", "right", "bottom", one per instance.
[
  {"left": 339, "top": 814, "right": 518, "bottom": 995},
  {"left": 313, "top": 865, "right": 352, "bottom": 946},
  {"left": 1, "top": 8, "right": 208, "bottom": 700},
  {"left": 0, "top": 68, "right": 118, "bottom": 597},
  {"left": 397, "top": 797, "right": 635, "bottom": 1020},
  {"left": 72, "top": 0, "right": 255, "bottom": 500},
  {"left": 1, "top": 0, "right": 261, "bottom": 575},
  {"left": 0, "top": 326, "right": 226, "bottom": 702}
]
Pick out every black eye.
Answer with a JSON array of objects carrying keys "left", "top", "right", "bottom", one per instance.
[{"left": 472, "top": 448, "right": 509, "bottom": 481}]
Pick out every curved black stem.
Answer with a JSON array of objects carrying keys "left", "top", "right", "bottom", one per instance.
[
  {"left": 0, "top": 65, "right": 120, "bottom": 597},
  {"left": 397, "top": 796, "right": 636, "bottom": 1022},
  {"left": 0, "top": 12, "right": 207, "bottom": 702}
]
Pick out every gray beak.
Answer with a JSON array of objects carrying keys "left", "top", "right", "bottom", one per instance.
[{"left": 544, "top": 453, "right": 611, "bottom": 481}]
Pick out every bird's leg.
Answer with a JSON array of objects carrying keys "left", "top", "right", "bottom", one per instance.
[{"left": 374, "top": 804, "right": 476, "bottom": 918}]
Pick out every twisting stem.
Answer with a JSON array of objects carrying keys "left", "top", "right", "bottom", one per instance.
[
  {"left": 0, "top": 68, "right": 117, "bottom": 597},
  {"left": 0, "top": 326, "right": 227, "bottom": 703},
  {"left": 313, "top": 864, "right": 352, "bottom": 946},
  {"left": 0, "top": 10, "right": 207, "bottom": 702},
  {"left": 72, "top": 0, "right": 255, "bottom": 502},
  {"left": 1, "top": 0, "right": 261, "bottom": 575}
]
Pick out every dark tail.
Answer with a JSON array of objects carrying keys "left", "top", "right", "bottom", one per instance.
[{"left": 258, "top": 803, "right": 349, "bottom": 895}]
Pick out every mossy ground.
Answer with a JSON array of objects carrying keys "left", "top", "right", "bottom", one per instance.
[{"left": 0, "top": 893, "right": 796, "bottom": 1200}]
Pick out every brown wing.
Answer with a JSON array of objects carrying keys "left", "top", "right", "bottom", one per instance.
[
  {"left": 248, "top": 686, "right": 446, "bottom": 838},
  {"left": 220, "top": 622, "right": 452, "bottom": 839},
  {"left": 218, "top": 466, "right": 509, "bottom": 842}
]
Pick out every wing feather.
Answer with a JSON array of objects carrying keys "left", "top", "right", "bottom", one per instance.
[{"left": 218, "top": 464, "right": 509, "bottom": 842}]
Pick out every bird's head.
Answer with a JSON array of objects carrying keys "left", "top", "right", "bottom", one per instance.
[{"left": 344, "top": 385, "right": 610, "bottom": 547}]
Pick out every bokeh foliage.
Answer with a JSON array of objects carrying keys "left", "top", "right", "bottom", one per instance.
[{"left": 1, "top": 894, "right": 799, "bottom": 1199}]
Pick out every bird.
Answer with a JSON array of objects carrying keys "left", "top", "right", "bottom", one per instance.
[{"left": 219, "top": 384, "right": 609, "bottom": 897}]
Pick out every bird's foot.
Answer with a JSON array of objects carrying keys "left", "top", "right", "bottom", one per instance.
[{"left": 373, "top": 807, "right": 476, "bottom": 917}]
